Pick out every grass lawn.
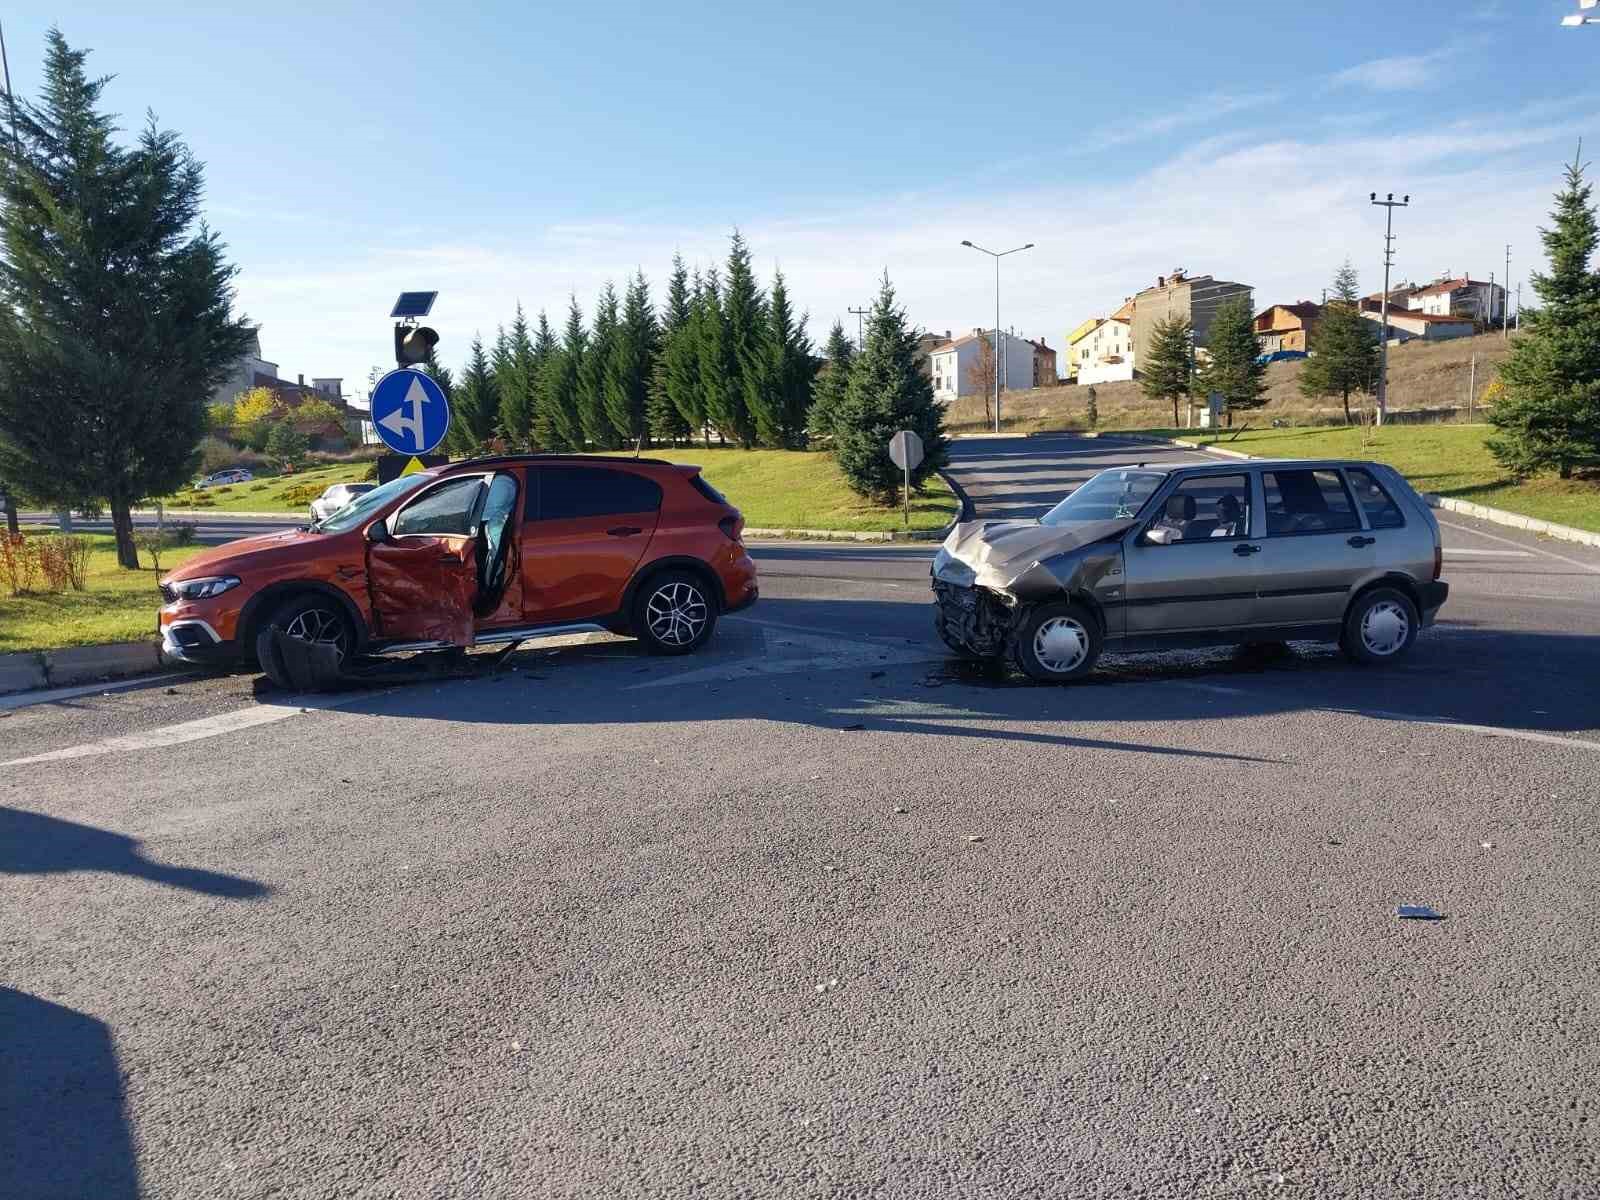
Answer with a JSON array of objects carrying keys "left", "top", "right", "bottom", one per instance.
[
  {"left": 1, "top": 533, "right": 208, "bottom": 654},
  {"left": 168, "top": 449, "right": 956, "bottom": 533},
  {"left": 1112, "top": 424, "right": 1600, "bottom": 534}
]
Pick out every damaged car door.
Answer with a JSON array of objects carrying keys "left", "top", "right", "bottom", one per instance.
[{"left": 365, "top": 474, "right": 488, "bottom": 646}]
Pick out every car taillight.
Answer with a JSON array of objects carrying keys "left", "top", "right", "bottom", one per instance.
[
  {"left": 1433, "top": 542, "right": 1442, "bottom": 580},
  {"left": 719, "top": 514, "right": 744, "bottom": 543}
]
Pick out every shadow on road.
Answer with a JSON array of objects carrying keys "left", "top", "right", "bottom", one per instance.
[
  {"left": 0, "top": 807, "right": 271, "bottom": 899},
  {"left": 0, "top": 988, "right": 139, "bottom": 1199}
]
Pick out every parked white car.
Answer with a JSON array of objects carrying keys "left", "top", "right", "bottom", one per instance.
[
  {"left": 309, "top": 482, "right": 376, "bottom": 523},
  {"left": 195, "top": 468, "right": 253, "bottom": 489}
]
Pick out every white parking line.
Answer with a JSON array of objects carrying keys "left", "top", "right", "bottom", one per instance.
[
  {"left": 1439, "top": 519, "right": 1600, "bottom": 576},
  {"left": 0, "top": 693, "right": 373, "bottom": 768},
  {"left": 1443, "top": 547, "right": 1533, "bottom": 559}
]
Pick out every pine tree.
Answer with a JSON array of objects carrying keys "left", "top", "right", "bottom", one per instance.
[
  {"left": 648, "top": 255, "right": 693, "bottom": 444},
  {"left": 447, "top": 335, "right": 500, "bottom": 455},
  {"left": 1196, "top": 297, "right": 1268, "bottom": 425},
  {"left": 527, "top": 309, "right": 556, "bottom": 449},
  {"left": 495, "top": 305, "right": 538, "bottom": 449},
  {"left": 807, "top": 321, "right": 854, "bottom": 444},
  {"left": 0, "top": 32, "right": 255, "bottom": 567},
  {"left": 536, "top": 298, "right": 585, "bottom": 451},
  {"left": 721, "top": 231, "right": 763, "bottom": 447},
  {"left": 1299, "top": 261, "right": 1377, "bottom": 424},
  {"left": 1489, "top": 151, "right": 1600, "bottom": 479},
  {"left": 420, "top": 345, "right": 455, "bottom": 401},
  {"left": 577, "top": 283, "right": 620, "bottom": 448},
  {"left": 755, "top": 269, "right": 816, "bottom": 448},
  {"left": 835, "top": 273, "right": 949, "bottom": 500},
  {"left": 1086, "top": 385, "right": 1099, "bottom": 429},
  {"left": 699, "top": 268, "right": 744, "bottom": 446},
  {"left": 604, "top": 271, "right": 658, "bottom": 446},
  {"left": 1139, "top": 315, "right": 1194, "bottom": 428}
]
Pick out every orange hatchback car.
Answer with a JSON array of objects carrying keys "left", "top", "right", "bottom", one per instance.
[{"left": 157, "top": 455, "right": 757, "bottom": 669}]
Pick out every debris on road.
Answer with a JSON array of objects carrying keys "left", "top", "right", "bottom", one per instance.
[
  {"left": 966, "top": 835, "right": 985, "bottom": 843},
  {"left": 893, "top": 806, "right": 907, "bottom": 814},
  {"left": 841, "top": 723, "right": 865, "bottom": 731},
  {"left": 1397, "top": 904, "right": 1444, "bottom": 920}
]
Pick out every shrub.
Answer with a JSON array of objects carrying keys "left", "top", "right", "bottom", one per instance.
[
  {"left": 266, "top": 421, "right": 310, "bottom": 470},
  {"left": 168, "top": 522, "right": 198, "bottom": 547},
  {"left": 133, "top": 529, "right": 179, "bottom": 574},
  {"left": 1, "top": 534, "right": 40, "bottom": 595},
  {"left": 197, "top": 434, "right": 240, "bottom": 474},
  {"left": 34, "top": 534, "right": 91, "bottom": 591},
  {"left": 281, "top": 482, "right": 325, "bottom": 506}
]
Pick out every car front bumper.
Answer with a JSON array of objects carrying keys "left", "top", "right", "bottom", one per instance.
[
  {"left": 159, "top": 617, "right": 240, "bottom": 665},
  {"left": 932, "top": 581, "right": 1012, "bottom": 657}
]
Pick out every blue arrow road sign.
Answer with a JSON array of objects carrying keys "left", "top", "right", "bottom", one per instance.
[{"left": 369, "top": 368, "right": 451, "bottom": 455}]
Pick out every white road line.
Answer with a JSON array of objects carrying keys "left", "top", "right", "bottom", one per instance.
[
  {"left": 0, "top": 672, "right": 193, "bottom": 712},
  {"left": 0, "top": 693, "right": 372, "bottom": 768},
  {"left": 1439, "top": 519, "right": 1600, "bottom": 576},
  {"left": 1342, "top": 708, "right": 1600, "bottom": 755},
  {"left": 1443, "top": 547, "right": 1534, "bottom": 559}
]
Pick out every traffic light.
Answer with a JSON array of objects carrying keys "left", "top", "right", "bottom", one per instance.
[{"left": 393, "top": 323, "right": 439, "bottom": 367}]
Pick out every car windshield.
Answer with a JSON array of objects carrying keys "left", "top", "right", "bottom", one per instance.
[
  {"left": 1039, "top": 469, "right": 1167, "bottom": 525},
  {"left": 313, "top": 473, "right": 431, "bottom": 533}
]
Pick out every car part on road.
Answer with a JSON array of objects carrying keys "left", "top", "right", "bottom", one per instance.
[
  {"left": 1397, "top": 905, "right": 1444, "bottom": 920},
  {"left": 255, "top": 626, "right": 343, "bottom": 692}
]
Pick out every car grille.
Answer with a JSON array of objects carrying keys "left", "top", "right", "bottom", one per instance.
[{"left": 159, "top": 583, "right": 176, "bottom": 604}]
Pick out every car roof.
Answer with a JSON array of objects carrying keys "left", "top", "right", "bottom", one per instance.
[
  {"left": 1155, "top": 457, "right": 1385, "bottom": 472},
  {"left": 450, "top": 453, "right": 678, "bottom": 470}
]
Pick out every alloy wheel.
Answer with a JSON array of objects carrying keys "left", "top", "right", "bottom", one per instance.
[
  {"left": 282, "top": 607, "right": 350, "bottom": 663},
  {"left": 1360, "top": 599, "right": 1410, "bottom": 657},
  {"left": 646, "top": 581, "right": 708, "bottom": 647},
  {"left": 1032, "top": 616, "right": 1089, "bottom": 674}
]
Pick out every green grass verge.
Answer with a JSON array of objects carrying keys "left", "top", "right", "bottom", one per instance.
[
  {"left": 1, "top": 533, "right": 208, "bottom": 654},
  {"left": 168, "top": 449, "right": 956, "bottom": 533},
  {"left": 1107, "top": 424, "right": 1600, "bottom": 534}
]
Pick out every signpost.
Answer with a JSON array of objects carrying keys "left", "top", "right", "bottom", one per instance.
[{"left": 887, "top": 430, "right": 924, "bottom": 527}]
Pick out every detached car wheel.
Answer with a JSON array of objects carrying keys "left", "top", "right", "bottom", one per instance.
[
  {"left": 1009, "top": 602, "right": 1101, "bottom": 683},
  {"left": 633, "top": 571, "right": 717, "bottom": 656},
  {"left": 1341, "top": 587, "right": 1419, "bottom": 665}
]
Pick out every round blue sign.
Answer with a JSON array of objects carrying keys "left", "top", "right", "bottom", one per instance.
[{"left": 369, "top": 368, "right": 451, "bottom": 455}]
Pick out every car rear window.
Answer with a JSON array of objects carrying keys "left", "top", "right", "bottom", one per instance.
[
  {"left": 1263, "top": 469, "right": 1361, "bottom": 535},
  {"left": 1344, "top": 467, "right": 1405, "bottom": 529},
  {"left": 531, "top": 467, "right": 664, "bottom": 520},
  {"left": 689, "top": 473, "right": 728, "bottom": 505}
]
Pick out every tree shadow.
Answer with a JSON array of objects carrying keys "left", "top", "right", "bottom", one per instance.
[
  {"left": 0, "top": 808, "right": 271, "bottom": 899},
  {"left": 0, "top": 988, "right": 139, "bottom": 1199}
]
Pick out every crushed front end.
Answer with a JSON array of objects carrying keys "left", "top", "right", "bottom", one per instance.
[{"left": 932, "top": 576, "right": 1018, "bottom": 658}]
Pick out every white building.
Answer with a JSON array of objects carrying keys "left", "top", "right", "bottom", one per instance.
[
  {"left": 1360, "top": 308, "right": 1476, "bottom": 343},
  {"left": 1407, "top": 277, "right": 1505, "bottom": 325},
  {"left": 1075, "top": 317, "right": 1135, "bottom": 385},
  {"left": 930, "top": 329, "right": 1036, "bottom": 402},
  {"left": 211, "top": 329, "right": 279, "bottom": 406}
]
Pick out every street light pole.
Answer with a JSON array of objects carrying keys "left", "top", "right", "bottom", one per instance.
[
  {"left": 1369, "top": 192, "right": 1409, "bottom": 427},
  {"left": 960, "top": 239, "right": 1034, "bottom": 433}
]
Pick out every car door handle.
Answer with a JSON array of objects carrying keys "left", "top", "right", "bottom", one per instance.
[
  {"left": 1348, "top": 535, "right": 1376, "bottom": 548},
  {"left": 1232, "top": 543, "right": 1262, "bottom": 556},
  {"left": 607, "top": 526, "right": 642, "bottom": 537}
]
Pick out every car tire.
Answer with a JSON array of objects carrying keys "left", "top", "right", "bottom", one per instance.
[
  {"left": 255, "top": 593, "right": 355, "bottom": 670},
  {"left": 1008, "top": 601, "right": 1101, "bottom": 683},
  {"left": 632, "top": 570, "right": 718, "bottom": 656},
  {"left": 1341, "top": 587, "right": 1419, "bottom": 665}
]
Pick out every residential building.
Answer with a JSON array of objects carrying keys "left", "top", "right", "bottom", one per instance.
[
  {"left": 914, "top": 331, "right": 950, "bottom": 379},
  {"left": 1064, "top": 318, "right": 1100, "bottom": 380},
  {"left": 1406, "top": 276, "right": 1506, "bottom": 324},
  {"left": 211, "top": 328, "right": 279, "bottom": 406},
  {"left": 1253, "top": 302, "right": 1322, "bottom": 354},
  {"left": 1075, "top": 317, "right": 1135, "bottom": 384},
  {"left": 1028, "top": 338, "right": 1058, "bottom": 387},
  {"left": 1359, "top": 308, "right": 1475, "bottom": 343},
  {"left": 1131, "top": 269, "right": 1252, "bottom": 360},
  {"left": 929, "top": 329, "right": 1036, "bottom": 402}
]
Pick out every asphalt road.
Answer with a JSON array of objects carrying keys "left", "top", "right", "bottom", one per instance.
[{"left": 5, "top": 436, "right": 1600, "bottom": 1198}]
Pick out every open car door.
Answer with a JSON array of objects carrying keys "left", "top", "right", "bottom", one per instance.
[{"left": 366, "top": 475, "right": 487, "bottom": 646}]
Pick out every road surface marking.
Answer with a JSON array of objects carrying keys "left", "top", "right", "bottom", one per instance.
[
  {"left": 1341, "top": 708, "right": 1600, "bottom": 755},
  {"left": 0, "top": 672, "right": 192, "bottom": 713},
  {"left": 0, "top": 694, "right": 370, "bottom": 768},
  {"left": 1439, "top": 519, "right": 1600, "bottom": 576},
  {"left": 1443, "top": 547, "right": 1534, "bottom": 560}
]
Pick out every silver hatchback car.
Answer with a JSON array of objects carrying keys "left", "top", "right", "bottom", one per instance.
[{"left": 932, "top": 459, "right": 1448, "bottom": 681}]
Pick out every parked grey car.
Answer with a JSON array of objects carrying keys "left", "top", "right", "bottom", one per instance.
[
  {"left": 932, "top": 459, "right": 1448, "bottom": 681},
  {"left": 308, "top": 482, "right": 376, "bottom": 524}
]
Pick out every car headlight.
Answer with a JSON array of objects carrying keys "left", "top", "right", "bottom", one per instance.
[
  {"left": 932, "top": 548, "right": 976, "bottom": 586},
  {"left": 168, "top": 575, "right": 241, "bottom": 600}
]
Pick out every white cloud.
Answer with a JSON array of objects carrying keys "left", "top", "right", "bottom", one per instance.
[
  {"left": 1332, "top": 47, "right": 1455, "bottom": 91},
  {"left": 224, "top": 103, "right": 1595, "bottom": 393},
  {"left": 1073, "top": 92, "right": 1281, "bottom": 153}
]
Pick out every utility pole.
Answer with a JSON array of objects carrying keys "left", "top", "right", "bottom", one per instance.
[
  {"left": 1503, "top": 244, "right": 1511, "bottom": 337},
  {"left": 0, "top": 17, "right": 21, "bottom": 536},
  {"left": 1516, "top": 282, "right": 1522, "bottom": 331},
  {"left": 1369, "top": 191, "right": 1409, "bottom": 426},
  {"left": 960, "top": 239, "right": 1034, "bottom": 433},
  {"left": 847, "top": 306, "right": 869, "bottom": 352}
]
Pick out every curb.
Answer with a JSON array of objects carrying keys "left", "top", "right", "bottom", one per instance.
[
  {"left": 1093, "top": 434, "right": 1600, "bottom": 548},
  {"left": 0, "top": 640, "right": 165, "bottom": 697}
]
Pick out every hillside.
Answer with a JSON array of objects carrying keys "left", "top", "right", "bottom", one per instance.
[{"left": 946, "top": 331, "right": 1515, "bottom": 435}]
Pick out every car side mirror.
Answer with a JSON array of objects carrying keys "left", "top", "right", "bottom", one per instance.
[
  {"left": 366, "top": 519, "right": 389, "bottom": 544},
  {"left": 1142, "top": 526, "right": 1175, "bottom": 546}
]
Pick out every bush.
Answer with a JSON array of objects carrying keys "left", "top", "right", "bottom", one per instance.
[
  {"left": 1, "top": 534, "right": 41, "bottom": 595},
  {"left": 281, "top": 482, "right": 325, "bottom": 506},
  {"left": 133, "top": 529, "right": 181, "bottom": 573},
  {"left": 35, "top": 534, "right": 91, "bottom": 591},
  {"left": 168, "top": 521, "right": 198, "bottom": 546},
  {"left": 266, "top": 421, "right": 310, "bottom": 470},
  {"left": 197, "top": 434, "right": 240, "bottom": 474}
]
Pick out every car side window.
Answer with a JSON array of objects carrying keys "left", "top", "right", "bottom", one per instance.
[
  {"left": 1345, "top": 467, "right": 1405, "bottom": 529},
  {"left": 1262, "top": 469, "right": 1360, "bottom": 535},
  {"left": 1146, "top": 474, "right": 1251, "bottom": 543},
  {"left": 391, "top": 476, "right": 484, "bottom": 537},
  {"left": 534, "top": 467, "right": 663, "bottom": 520}
]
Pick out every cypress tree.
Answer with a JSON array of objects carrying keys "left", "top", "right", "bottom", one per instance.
[
  {"left": 1299, "top": 261, "right": 1377, "bottom": 424},
  {"left": 1196, "top": 297, "right": 1268, "bottom": 425},
  {"left": 1139, "top": 315, "right": 1194, "bottom": 428},
  {"left": 447, "top": 334, "right": 500, "bottom": 455},
  {"left": 648, "top": 255, "right": 693, "bottom": 444},
  {"left": 604, "top": 271, "right": 658, "bottom": 446},
  {"left": 667, "top": 270, "right": 708, "bottom": 445},
  {"left": 0, "top": 32, "right": 255, "bottom": 567},
  {"left": 807, "top": 320, "right": 854, "bottom": 445},
  {"left": 835, "top": 274, "right": 949, "bottom": 500},
  {"left": 756, "top": 270, "right": 815, "bottom": 448},
  {"left": 536, "top": 298, "right": 585, "bottom": 452},
  {"left": 577, "top": 283, "right": 620, "bottom": 448},
  {"left": 495, "top": 305, "right": 538, "bottom": 449},
  {"left": 1488, "top": 152, "right": 1600, "bottom": 479},
  {"left": 699, "top": 268, "right": 743, "bottom": 445},
  {"left": 721, "top": 232, "right": 762, "bottom": 447}
]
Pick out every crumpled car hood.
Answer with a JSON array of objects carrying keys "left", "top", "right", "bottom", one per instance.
[{"left": 943, "top": 517, "right": 1134, "bottom": 590}]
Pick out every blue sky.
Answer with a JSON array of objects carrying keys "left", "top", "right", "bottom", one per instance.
[{"left": 4, "top": 1, "right": 1597, "bottom": 394}]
